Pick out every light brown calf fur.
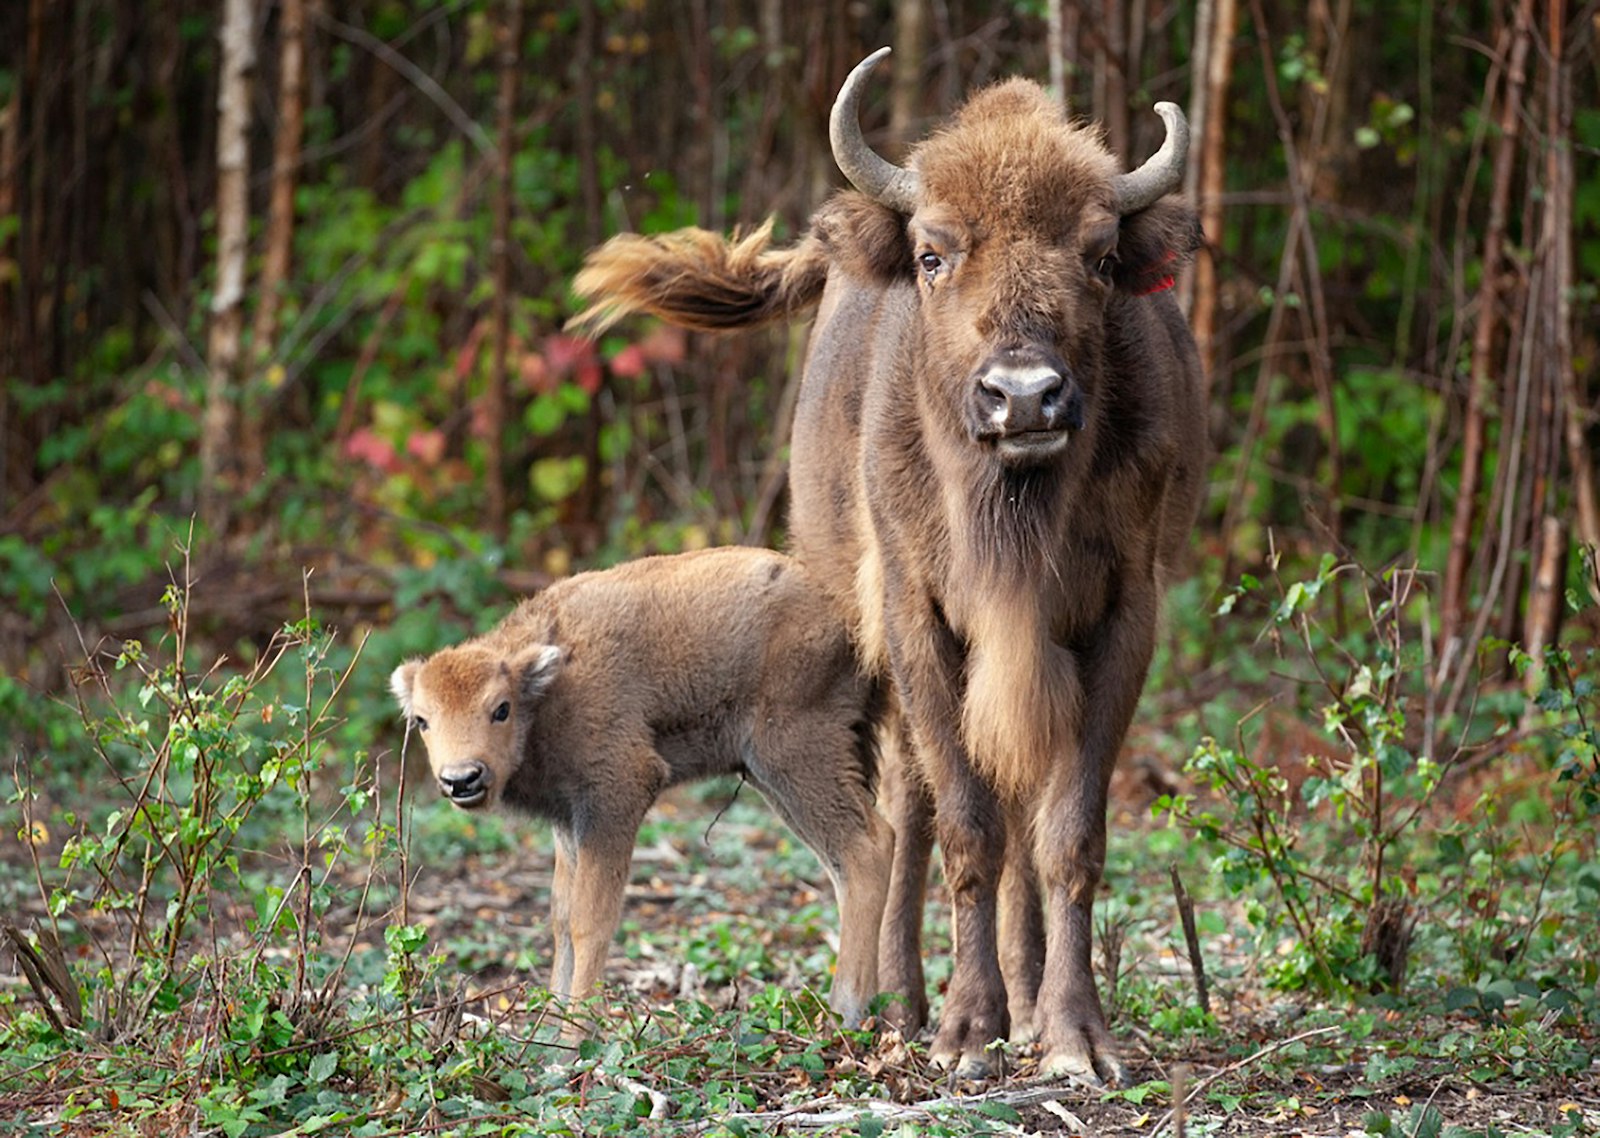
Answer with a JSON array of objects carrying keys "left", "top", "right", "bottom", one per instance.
[{"left": 389, "top": 547, "right": 895, "bottom": 1027}]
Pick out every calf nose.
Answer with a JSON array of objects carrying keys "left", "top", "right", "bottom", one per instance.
[
  {"left": 978, "top": 359, "right": 1081, "bottom": 434},
  {"left": 437, "top": 762, "right": 490, "bottom": 806}
]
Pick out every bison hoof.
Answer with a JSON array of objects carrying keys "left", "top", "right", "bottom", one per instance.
[
  {"left": 929, "top": 1043, "right": 998, "bottom": 1081},
  {"left": 1038, "top": 1037, "right": 1126, "bottom": 1088}
]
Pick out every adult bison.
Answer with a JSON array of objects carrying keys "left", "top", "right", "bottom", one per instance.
[{"left": 571, "top": 48, "right": 1205, "bottom": 1085}]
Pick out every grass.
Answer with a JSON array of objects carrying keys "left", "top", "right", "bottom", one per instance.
[{"left": 2, "top": 553, "right": 1598, "bottom": 1136}]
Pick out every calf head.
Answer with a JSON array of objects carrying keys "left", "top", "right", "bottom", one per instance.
[
  {"left": 829, "top": 48, "right": 1198, "bottom": 468},
  {"left": 389, "top": 643, "right": 563, "bottom": 809}
]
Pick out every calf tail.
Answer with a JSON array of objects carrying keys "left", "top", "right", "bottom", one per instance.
[{"left": 568, "top": 220, "right": 830, "bottom": 335}]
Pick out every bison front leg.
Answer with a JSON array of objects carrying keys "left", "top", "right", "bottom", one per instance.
[
  {"left": 888, "top": 602, "right": 1009, "bottom": 1078},
  {"left": 876, "top": 712, "right": 934, "bottom": 1035},
  {"left": 998, "top": 810, "right": 1044, "bottom": 1043},
  {"left": 1031, "top": 601, "right": 1156, "bottom": 1087}
]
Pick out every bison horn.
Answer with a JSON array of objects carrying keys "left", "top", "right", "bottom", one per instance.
[
  {"left": 1111, "top": 101, "right": 1190, "bottom": 215},
  {"left": 829, "top": 47, "right": 921, "bottom": 215}
]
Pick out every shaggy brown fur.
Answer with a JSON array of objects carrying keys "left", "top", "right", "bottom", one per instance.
[
  {"left": 390, "top": 547, "right": 895, "bottom": 1029},
  {"left": 570, "top": 69, "right": 1205, "bottom": 1085}
]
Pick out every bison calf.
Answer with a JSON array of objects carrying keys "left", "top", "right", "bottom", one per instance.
[{"left": 389, "top": 547, "right": 895, "bottom": 1027}]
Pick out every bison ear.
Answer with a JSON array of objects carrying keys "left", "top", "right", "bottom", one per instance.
[
  {"left": 1112, "top": 197, "right": 1202, "bottom": 297},
  {"left": 816, "top": 192, "right": 914, "bottom": 285},
  {"left": 390, "top": 660, "right": 422, "bottom": 717},
  {"left": 513, "top": 643, "right": 565, "bottom": 701}
]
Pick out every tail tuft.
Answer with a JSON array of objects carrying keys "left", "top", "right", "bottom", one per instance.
[{"left": 568, "top": 220, "right": 829, "bottom": 335}]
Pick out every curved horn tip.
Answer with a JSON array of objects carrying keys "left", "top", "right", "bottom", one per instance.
[
  {"left": 857, "top": 46, "right": 893, "bottom": 70},
  {"left": 1152, "top": 101, "right": 1189, "bottom": 137},
  {"left": 1110, "top": 100, "right": 1190, "bottom": 214},
  {"left": 829, "top": 46, "right": 920, "bottom": 214}
]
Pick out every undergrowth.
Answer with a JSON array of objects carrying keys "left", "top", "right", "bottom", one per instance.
[{"left": 2, "top": 547, "right": 1598, "bottom": 1137}]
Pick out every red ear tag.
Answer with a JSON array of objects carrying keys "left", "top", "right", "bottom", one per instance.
[{"left": 1133, "top": 248, "right": 1178, "bottom": 295}]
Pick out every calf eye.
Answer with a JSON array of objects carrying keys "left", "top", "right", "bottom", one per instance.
[
  {"left": 918, "top": 251, "right": 943, "bottom": 277},
  {"left": 413, "top": 716, "right": 429, "bottom": 733},
  {"left": 491, "top": 701, "right": 511, "bottom": 723}
]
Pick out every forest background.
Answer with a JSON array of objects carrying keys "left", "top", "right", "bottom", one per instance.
[{"left": 1, "top": 1, "right": 1599, "bottom": 1135}]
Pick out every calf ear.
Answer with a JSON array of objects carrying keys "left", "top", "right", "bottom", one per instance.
[
  {"left": 513, "top": 644, "right": 565, "bottom": 701},
  {"left": 1113, "top": 197, "right": 1202, "bottom": 296},
  {"left": 390, "top": 660, "right": 421, "bottom": 717}
]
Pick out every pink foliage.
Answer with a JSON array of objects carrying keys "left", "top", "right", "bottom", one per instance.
[
  {"left": 406, "top": 428, "right": 446, "bottom": 466},
  {"left": 344, "top": 427, "right": 401, "bottom": 474},
  {"left": 607, "top": 343, "right": 647, "bottom": 378},
  {"left": 637, "top": 324, "right": 687, "bottom": 366},
  {"left": 543, "top": 333, "right": 603, "bottom": 394}
]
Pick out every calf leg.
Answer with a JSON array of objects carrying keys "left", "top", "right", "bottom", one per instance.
[
  {"left": 563, "top": 828, "right": 638, "bottom": 1012},
  {"left": 555, "top": 748, "right": 664, "bottom": 1035},
  {"left": 549, "top": 831, "right": 577, "bottom": 998}
]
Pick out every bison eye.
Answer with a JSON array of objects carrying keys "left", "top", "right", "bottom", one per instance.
[
  {"left": 491, "top": 701, "right": 511, "bottom": 723},
  {"left": 917, "top": 251, "right": 943, "bottom": 278},
  {"left": 1092, "top": 253, "right": 1118, "bottom": 282},
  {"left": 413, "top": 716, "right": 429, "bottom": 733}
]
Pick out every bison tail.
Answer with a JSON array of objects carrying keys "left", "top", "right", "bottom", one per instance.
[{"left": 567, "top": 220, "right": 830, "bottom": 335}]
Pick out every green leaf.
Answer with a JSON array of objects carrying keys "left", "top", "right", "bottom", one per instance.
[{"left": 308, "top": 1051, "right": 338, "bottom": 1084}]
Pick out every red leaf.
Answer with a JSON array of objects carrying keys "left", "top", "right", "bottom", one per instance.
[
  {"left": 343, "top": 427, "right": 401, "bottom": 474},
  {"left": 542, "top": 333, "right": 596, "bottom": 376},
  {"left": 574, "top": 358, "right": 604, "bottom": 395},
  {"left": 638, "top": 324, "right": 686, "bottom": 365},
  {"left": 608, "top": 343, "right": 647, "bottom": 379},
  {"left": 406, "top": 428, "right": 446, "bottom": 466},
  {"left": 520, "top": 350, "right": 553, "bottom": 393}
]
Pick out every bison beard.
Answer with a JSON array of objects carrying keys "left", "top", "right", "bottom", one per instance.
[{"left": 571, "top": 49, "right": 1205, "bottom": 1085}]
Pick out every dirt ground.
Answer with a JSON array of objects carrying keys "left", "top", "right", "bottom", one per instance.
[{"left": 5, "top": 777, "right": 1597, "bottom": 1137}]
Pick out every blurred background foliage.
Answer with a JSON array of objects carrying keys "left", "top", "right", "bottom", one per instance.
[{"left": 0, "top": 0, "right": 1596, "bottom": 763}]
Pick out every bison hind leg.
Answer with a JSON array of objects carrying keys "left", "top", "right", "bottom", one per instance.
[{"left": 744, "top": 720, "right": 893, "bottom": 1028}]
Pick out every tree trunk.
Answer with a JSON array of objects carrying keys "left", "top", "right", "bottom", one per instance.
[
  {"left": 890, "top": 0, "right": 928, "bottom": 148},
  {"left": 1548, "top": 0, "right": 1599, "bottom": 582},
  {"left": 573, "top": 0, "right": 605, "bottom": 547},
  {"left": 1438, "top": 0, "right": 1533, "bottom": 675},
  {"left": 246, "top": 0, "right": 308, "bottom": 480},
  {"left": 1047, "top": 0, "right": 1068, "bottom": 105},
  {"left": 1188, "top": 0, "right": 1236, "bottom": 392},
  {"left": 201, "top": 0, "right": 257, "bottom": 536},
  {"left": 485, "top": 0, "right": 524, "bottom": 542},
  {"left": 1102, "top": 0, "right": 1129, "bottom": 161},
  {"left": 0, "top": 75, "right": 19, "bottom": 512}
]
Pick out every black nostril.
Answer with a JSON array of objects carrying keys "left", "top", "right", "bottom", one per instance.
[{"left": 977, "top": 376, "right": 1008, "bottom": 409}]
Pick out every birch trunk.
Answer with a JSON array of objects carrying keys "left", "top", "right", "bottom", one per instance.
[{"left": 201, "top": 0, "right": 257, "bottom": 535}]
